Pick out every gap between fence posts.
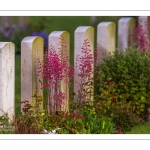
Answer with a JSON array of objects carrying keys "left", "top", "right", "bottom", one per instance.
[
  {"left": 97, "top": 22, "right": 116, "bottom": 65},
  {"left": 74, "top": 26, "right": 94, "bottom": 104},
  {"left": 48, "top": 31, "right": 70, "bottom": 114},
  {"left": 118, "top": 17, "right": 136, "bottom": 51},
  {"left": 0, "top": 42, "right": 15, "bottom": 121},
  {"left": 21, "top": 36, "right": 44, "bottom": 112}
]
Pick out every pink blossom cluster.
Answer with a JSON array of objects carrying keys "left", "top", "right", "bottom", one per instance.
[
  {"left": 52, "top": 91, "right": 67, "bottom": 110},
  {"left": 132, "top": 19, "right": 150, "bottom": 52},
  {"left": 75, "top": 39, "right": 94, "bottom": 101},
  {"left": 37, "top": 38, "right": 74, "bottom": 113},
  {"left": 37, "top": 37, "right": 95, "bottom": 112},
  {"left": 75, "top": 39, "right": 94, "bottom": 80},
  {"left": 37, "top": 45, "right": 74, "bottom": 89}
]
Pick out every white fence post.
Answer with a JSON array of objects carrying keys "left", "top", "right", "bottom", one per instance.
[
  {"left": 21, "top": 36, "right": 44, "bottom": 111},
  {"left": 0, "top": 42, "right": 15, "bottom": 121},
  {"left": 74, "top": 26, "right": 94, "bottom": 104},
  {"left": 118, "top": 17, "right": 136, "bottom": 51},
  {"left": 48, "top": 31, "right": 70, "bottom": 113},
  {"left": 97, "top": 22, "right": 116, "bottom": 65}
]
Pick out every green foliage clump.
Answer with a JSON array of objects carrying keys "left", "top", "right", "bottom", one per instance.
[
  {"left": 13, "top": 93, "right": 45, "bottom": 134},
  {"left": 94, "top": 98, "right": 142, "bottom": 132},
  {"left": 42, "top": 101, "right": 116, "bottom": 134},
  {"left": 83, "top": 113, "right": 116, "bottom": 134},
  {"left": 0, "top": 112, "right": 14, "bottom": 134},
  {"left": 95, "top": 47, "right": 150, "bottom": 121},
  {"left": 126, "top": 121, "right": 150, "bottom": 134}
]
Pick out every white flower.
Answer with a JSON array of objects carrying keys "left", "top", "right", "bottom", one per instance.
[
  {"left": 42, "top": 129, "right": 48, "bottom": 134},
  {"left": 42, "top": 128, "right": 61, "bottom": 134},
  {"left": 48, "top": 128, "right": 62, "bottom": 134}
]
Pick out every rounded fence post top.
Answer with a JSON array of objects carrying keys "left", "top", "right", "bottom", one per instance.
[
  {"left": 139, "top": 16, "right": 150, "bottom": 19},
  {"left": 21, "top": 36, "right": 43, "bottom": 43},
  {"left": 0, "top": 42, "right": 15, "bottom": 49},
  {"left": 49, "top": 31, "right": 69, "bottom": 37},
  {"left": 118, "top": 17, "right": 135, "bottom": 23},
  {"left": 75, "top": 26, "right": 94, "bottom": 32},
  {"left": 98, "top": 22, "right": 115, "bottom": 27}
]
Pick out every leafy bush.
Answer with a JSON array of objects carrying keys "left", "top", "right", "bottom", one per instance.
[
  {"left": 93, "top": 96, "right": 142, "bottom": 133},
  {"left": 95, "top": 46, "right": 150, "bottom": 121},
  {"left": 111, "top": 102, "right": 142, "bottom": 132}
]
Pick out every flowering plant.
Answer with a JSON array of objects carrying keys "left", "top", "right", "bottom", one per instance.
[
  {"left": 37, "top": 37, "right": 74, "bottom": 114},
  {"left": 131, "top": 18, "right": 150, "bottom": 52}
]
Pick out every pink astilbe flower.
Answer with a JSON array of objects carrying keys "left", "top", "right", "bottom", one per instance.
[
  {"left": 37, "top": 45, "right": 73, "bottom": 88},
  {"left": 52, "top": 91, "right": 67, "bottom": 111},
  {"left": 37, "top": 39, "right": 74, "bottom": 114},
  {"left": 76, "top": 39, "right": 94, "bottom": 80},
  {"left": 131, "top": 18, "right": 150, "bottom": 52},
  {"left": 75, "top": 39, "right": 94, "bottom": 102}
]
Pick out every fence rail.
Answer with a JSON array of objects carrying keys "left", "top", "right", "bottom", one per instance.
[{"left": 0, "top": 16, "right": 149, "bottom": 120}]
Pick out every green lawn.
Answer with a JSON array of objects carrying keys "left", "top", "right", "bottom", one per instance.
[{"left": 126, "top": 121, "right": 150, "bottom": 134}]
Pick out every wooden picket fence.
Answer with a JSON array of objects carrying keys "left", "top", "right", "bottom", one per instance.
[{"left": 0, "top": 16, "right": 149, "bottom": 120}]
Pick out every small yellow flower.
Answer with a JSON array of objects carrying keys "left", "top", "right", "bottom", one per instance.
[
  {"left": 30, "top": 103, "right": 36, "bottom": 107},
  {"left": 41, "top": 113, "right": 45, "bottom": 116}
]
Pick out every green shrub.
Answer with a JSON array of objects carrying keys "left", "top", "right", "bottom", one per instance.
[
  {"left": 111, "top": 102, "right": 142, "bottom": 132},
  {"left": 94, "top": 98, "right": 142, "bottom": 132},
  {"left": 95, "top": 46, "right": 150, "bottom": 120}
]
